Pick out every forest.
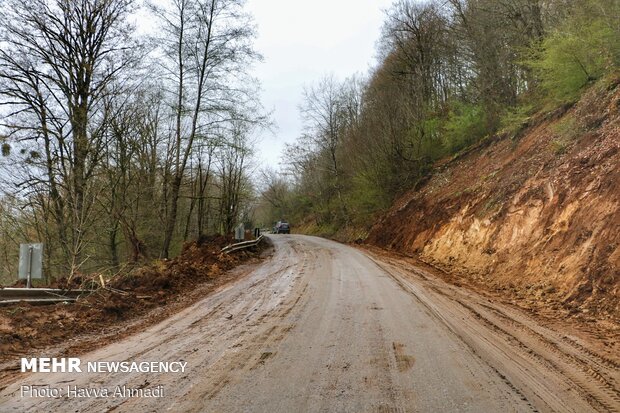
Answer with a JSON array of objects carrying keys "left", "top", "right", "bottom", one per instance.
[
  {"left": 0, "top": 0, "right": 619, "bottom": 284},
  {"left": 0, "top": 0, "right": 266, "bottom": 282},
  {"left": 258, "top": 0, "right": 620, "bottom": 237}
]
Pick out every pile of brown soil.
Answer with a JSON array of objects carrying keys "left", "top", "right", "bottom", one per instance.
[
  {"left": 0, "top": 235, "right": 268, "bottom": 363},
  {"left": 367, "top": 80, "right": 620, "bottom": 326}
]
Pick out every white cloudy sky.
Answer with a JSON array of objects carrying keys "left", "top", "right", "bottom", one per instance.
[{"left": 244, "top": 0, "right": 394, "bottom": 168}]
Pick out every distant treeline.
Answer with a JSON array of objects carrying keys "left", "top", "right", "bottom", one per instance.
[{"left": 258, "top": 0, "right": 619, "bottom": 235}]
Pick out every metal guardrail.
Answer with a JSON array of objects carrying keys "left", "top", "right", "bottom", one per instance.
[
  {"left": 221, "top": 234, "right": 265, "bottom": 254},
  {"left": 0, "top": 287, "right": 93, "bottom": 306}
]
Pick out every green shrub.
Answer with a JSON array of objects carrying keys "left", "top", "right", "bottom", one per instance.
[
  {"left": 527, "top": 1, "right": 620, "bottom": 103},
  {"left": 550, "top": 138, "right": 570, "bottom": 155},
  {"left": 346, "top": 173, "right": 389, "bottom": 225},
  {"left": 500, "top": 104, "right": 534, "bottom": 137},
  {"left": 442, "top": 102, "right": 488, "bottom": 153},
  {"left": 552, "top": 115, "right": 584, "bottom": 141},
  {"left": 549, "top": 115, "right": 584, "bottom": 155}
]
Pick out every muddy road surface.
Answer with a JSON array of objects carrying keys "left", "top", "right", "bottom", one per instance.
[{"left": 1, "top": 235, "right": 618, "bottom": 412}]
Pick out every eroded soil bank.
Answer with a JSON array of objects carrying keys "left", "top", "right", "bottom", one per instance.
[{"left": 368, "top": 82, "right": 619, "bottom": 334}]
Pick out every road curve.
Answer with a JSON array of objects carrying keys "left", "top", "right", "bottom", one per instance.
[{"left": 1, "top": 235, "right": 618, "bottom": 412}]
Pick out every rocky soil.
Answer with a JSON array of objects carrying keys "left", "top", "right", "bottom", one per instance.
[{"left": 368, "top": 81, "right": 620, "bottom": 331}]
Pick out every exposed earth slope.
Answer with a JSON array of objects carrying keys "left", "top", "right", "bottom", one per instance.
[{"left": 368, "top": 83, "right": 620, "bottom": 322}]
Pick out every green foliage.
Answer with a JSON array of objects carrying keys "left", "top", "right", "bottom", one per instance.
[
  {"left": 419, "top": 117, "right": 445, "bottom": 160},
  {"left": 442, "top": 103, "right": 488, "bottom": 153},
  {"left": 500, "top": 104, "right": 535, "bottom": 137},
  {"left": 527, "top": 1, "right": 620, "bottom": 102},
  {"left": 346, "top": 174, "right": 390, "bottom": 226},
  {"left": 549, "top": 138, "right": 570, "bottom": 155}
]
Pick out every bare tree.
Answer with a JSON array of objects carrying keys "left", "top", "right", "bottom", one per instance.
[
  {"left": 298, "top": 75, "right": 358, "bottom": 224},
  {"left": 152, "top": 0, "right": 260, "bottom": 257},
  {"left": 0, "top": 0, "right": 137, "bottom": 276},
  {"left": 259, "top": 168, "right": 291, "bottom": 220},
  {"left": 217, "top": 121, "right": 253, "bottom": 235}
]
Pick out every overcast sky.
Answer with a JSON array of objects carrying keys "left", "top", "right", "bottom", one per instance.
[{"left": 244, "top": 0, "right": 394, "bottom": 169}]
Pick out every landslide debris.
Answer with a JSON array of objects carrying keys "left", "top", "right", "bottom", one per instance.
[
  {"left": 368, "top": 81, "right": 620, "bottom": 327},
  {"left": 0, "top": 235, "right": 267, "bottom": 363}
]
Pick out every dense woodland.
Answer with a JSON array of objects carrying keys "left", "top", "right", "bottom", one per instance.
[
  {"left": 258, "top": 0, "right": 620, "bottom": 236},
  {"left": 0, "top": 0, "right": 266, "bottom": 282}
]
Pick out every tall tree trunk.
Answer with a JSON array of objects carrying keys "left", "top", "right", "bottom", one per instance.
[
  {"left": 161, "top": 0, "right": 216, "bottom": 258},
  {"left": 109, "top": 221, "right": 120, "bottom": 269}
]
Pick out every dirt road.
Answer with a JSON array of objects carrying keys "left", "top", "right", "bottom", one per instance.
[{"left": 1, "top": 235, "right": 618, "bottom": 412}]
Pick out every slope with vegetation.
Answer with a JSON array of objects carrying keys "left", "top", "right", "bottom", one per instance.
[
  {"left": 259, "top": 0, "right": 619, "bottom": 318},
  {"left": 369, "top": 82, "right": 620, "bottom": 319}
]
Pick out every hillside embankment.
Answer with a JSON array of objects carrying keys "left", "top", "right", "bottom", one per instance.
[{"left": 368, "top": 82, "right": 620, "bottom": 327}]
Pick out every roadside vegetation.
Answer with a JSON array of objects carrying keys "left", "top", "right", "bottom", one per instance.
[
  {"left": 258, "top": 0, "right": 620, "bottom": 238},
  {"left": 0, "top": 0, "right": 267, "bottom": 284}
]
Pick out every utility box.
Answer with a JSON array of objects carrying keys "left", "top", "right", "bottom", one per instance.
[
  {"left": 234, "top": 224, "right": 245, "bottom": 241},
  {"left": 18, "top": 243, "right": 44, "bottom": 287}
]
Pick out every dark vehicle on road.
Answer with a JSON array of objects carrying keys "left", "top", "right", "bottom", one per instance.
[{"left": 273, "top": 220, "right": 290, "bottom": 234}]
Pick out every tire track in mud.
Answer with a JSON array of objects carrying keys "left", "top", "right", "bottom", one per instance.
[
  {"left": 415, "top": 267, "right": 620, "bottom": 386},
  {"left": 559, "top": 333, "right": 620, "bottom": 370},
  {"left": 133, "top": 253, "right": 311, "bottom": 412},
  {"left": 477, "top": 301, "right": 619, "bottom": 386},
  {"left": 177, "top": 241, "right": 315, "bottom": 406},
  {"left": 384, "top": 257, "right": 620, "bottom": 376},
  {"left": 382, "top": 253, "right": 620, "bottom": 368},
  {"left": 366, "top": 253, "right": 620, "bottom": 412},
  {"left": 417, "top": 270, "right": 620, "bottom": 411},
  {"left": 455, "top": 299, "right": 619, "bottom": 413},
  {"left": 365, "top": 255, "right": 539, "bottom": 412}
]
